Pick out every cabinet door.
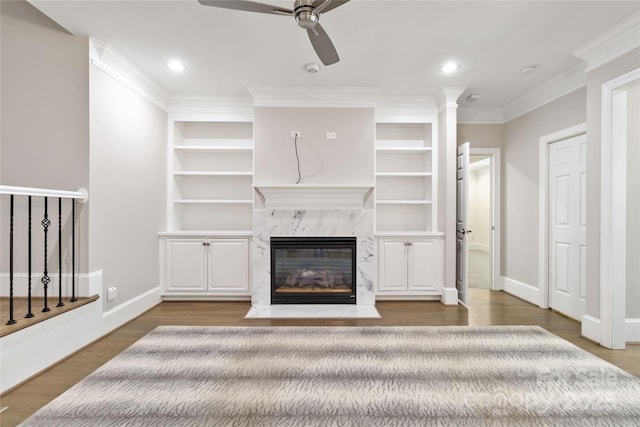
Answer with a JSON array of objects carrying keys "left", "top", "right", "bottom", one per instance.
[
  {"left": 166, "top": 240, "right": 207, "bottom": 291},
  {"left": 378, "top": 239, "right": 408, "bottom": 292},
  {"left": 407, "top": 239, "right": 442, "bottom": 292},
  {"left": 208, "top": 239, "right": 250, "bottom": 292}
]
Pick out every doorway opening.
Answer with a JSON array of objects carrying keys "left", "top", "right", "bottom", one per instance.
[
  {"left": 458, "top": 146, "right": 501, "bottom": 307},
  {"left": 600, "top": 70, "right": 640, "bottom": 348},
  {"left": 468, "top": 156, "right": 492, "bottom": 290}
]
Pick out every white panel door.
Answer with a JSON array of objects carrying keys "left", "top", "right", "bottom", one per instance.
[
  {"left": 407, "top": 239, "right": 439, "bottom": 292},
  {"left": 208, "top": 239, "right": 250, "bottom": 292},
  {"left": 456, "top": 142, "right": 470, "bottom": 305},
  {"left": 549, "top": 135, "right": 587, "bottom": 320},
  {"left": 166, "top": 240, "right": 207, "bottom": 291},
  {"left": 378, "top": 239, "right": 407, "bottom": 292}
]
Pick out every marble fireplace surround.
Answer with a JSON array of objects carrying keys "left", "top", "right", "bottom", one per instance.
[{"left": 250, "top": 185, "right": 376, "bottom": 312}]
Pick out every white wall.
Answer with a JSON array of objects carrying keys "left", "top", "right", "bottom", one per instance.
[
  {"left": 626, "top": 83, "right": 640, "bottom": 318},
  {"left": 253, "top": 107, "right": 374, "bottom": 185},
  {"left": 458, "top": 124, "right": 503, "bottom": 150},
  {"left": 0, "top": 0, "right": 90, "bottom": 273},
  {"left": 89, "top": 65, "right": 166, "bottom": 309},
  {"left": 469, "top": 158, "right": 491, "bottom": 250},
  {"left": 502, "top": 88, "right": 586, "bottom": 288}
]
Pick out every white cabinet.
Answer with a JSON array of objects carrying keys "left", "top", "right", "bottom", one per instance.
[
  {"left": 378, "top": 237, "right": 443, "bottom": 297},
  {"left": 165, "top": 238, "right": 250, "bottom": 296},
  {"left": 375, "top": 122, "right": 437, "bottom": 233}
]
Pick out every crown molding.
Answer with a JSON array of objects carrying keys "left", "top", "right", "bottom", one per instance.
[
  {"left": 436, "top": 87, "right": 466, "bottom": 113},
  {"left": 89, "top": 38, "right": 170, "bottom": 110},
  {"left": 167, "top": 96, "right": 255, "bottom": 121},
  {"left": 502, "top": 64, "right": 586, "bottom": 123},
  {"left": 572, "top": 11, "right": 640, "bottom": 73},
  {"left": 457, "top": 107, "right": 505, "bottom": 124},
  {"left": 247, "top": 86, "right": 382, "bottom": 108},
  {"left": 375, "top": 96, "right": 438, "bottom": 122}
]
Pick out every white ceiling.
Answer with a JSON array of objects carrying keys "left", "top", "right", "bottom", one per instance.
[{"left": 28, "top": 0, "right": 640, "bottom": 109}]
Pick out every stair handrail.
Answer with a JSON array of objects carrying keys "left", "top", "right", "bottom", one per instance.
[{"left": 0, "top": 186, "right": 88, "bottom": 203}]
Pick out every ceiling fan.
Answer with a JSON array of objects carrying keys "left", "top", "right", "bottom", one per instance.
[{"left": 197, "top": 0, "right": 350, "bottom": 65}]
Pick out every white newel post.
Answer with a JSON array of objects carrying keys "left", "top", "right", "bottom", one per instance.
[{"left": 437, "top": 88, "right": 466, "bottom": 305}]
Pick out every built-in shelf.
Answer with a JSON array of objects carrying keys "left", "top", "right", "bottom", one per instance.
[
  {"left": 174, "top": 146, "right": 253, "bottom": 153},
  {"left": 169, "top": 120, "right": 254, "bottom": 233},
  {"left": 376, "top": 200, "right": 432, "bottom": 205},
  {"left": 375, "top": 122, "right": 436, "bottom": 233},
  {"left": 375, "top": 147, "right": 432, "bottom": 153},
  {"left": 174, "top": 199, "right": 253, "bottom": 204},
  {"left": 174, "top": 171, "right": 253, "bottom": 176},
  {"left": 375, "top": 172, "right": 432, "bottom": 177},
  {"left": 159, "top": 230, "right": 254, "bottom": 238},
  {"left": 375, "top": 231, "right": 445, "bottom": 237}
]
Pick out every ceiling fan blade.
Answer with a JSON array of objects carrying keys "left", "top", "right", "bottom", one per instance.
[
  {"left": 197, "top": 0, "right": 293, "bottom": 16},
  {"left": 312, "top": 0, "right": 350, "bottom": 14},
  {"left": 306, "top": 23, "right": 339, "bottom": 65}
]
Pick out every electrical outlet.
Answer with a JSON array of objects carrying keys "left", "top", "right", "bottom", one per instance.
[
  {"left": 291, "top": 131, "right": 302, "bottom": 138},
  {"left": 107, "top": 286, "right": 117, "bottom": 301},
  {"left": 326, "top": 132, "right": 337, "bottom": 139}
]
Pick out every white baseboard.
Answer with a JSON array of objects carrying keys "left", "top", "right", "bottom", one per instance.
[
  {"left": 501, "top": 276, "right": 539, "bottom": 306},
  {"left": 103, "top": 286, "right": 162, "bottom": 324},
  {"left": 581, "top": 314, "right": 601, "bottom": 343},
  {"left": 441, "top": 287, "right": 459, "bottom": 305},
  {"left": 0, "top": 270, "right": 162, "bottom": 393},
  {"left": 580, "top": 316, "right": 639, "bottom": 345},
  {"left": 469, "top": 242, "right": 490, "bottom": 253},
  {"left": 625, "top": 318, "right": 640, "bottom": 343}
]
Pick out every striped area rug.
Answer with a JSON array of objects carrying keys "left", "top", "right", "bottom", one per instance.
[{"left": 20, "top": 326, "right": 640, "bottom": 426}]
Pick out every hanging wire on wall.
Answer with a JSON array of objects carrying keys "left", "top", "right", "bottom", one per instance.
[{"left": 294, "top": 134, "right": 302, "bottom": 184}]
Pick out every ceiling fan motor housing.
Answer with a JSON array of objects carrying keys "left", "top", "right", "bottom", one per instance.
[{"left": 294, "top": 0, "right": 319, "bottom": 29}]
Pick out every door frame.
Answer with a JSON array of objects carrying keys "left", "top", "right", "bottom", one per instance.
[
  {"left": 538, "top": 123, "right": 587, "bottom": 309},
  {"left": 600, "top": 68, "right": 640, "bottom": 349},
  {"left": 469, "top": 148, "right": 502, "bottom": 291}
]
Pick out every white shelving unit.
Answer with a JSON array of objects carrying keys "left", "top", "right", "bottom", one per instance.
[
  {"left": 375, "top": 122, "right": 437, "bottom": 234},
  {"left": 169, "top": 120, "right": 254, "bottom": 233},
  {"left": 162, "top": 118, "right": 254, "bottom": 300}
]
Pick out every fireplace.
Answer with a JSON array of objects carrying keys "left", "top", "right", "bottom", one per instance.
[{"left": 270, "top": 237, "right": 357, "bottom": 304}]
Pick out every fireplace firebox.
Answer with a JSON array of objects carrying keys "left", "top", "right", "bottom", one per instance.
[{"left": 270, "top": 237, "right": 357, "bottom": 304}]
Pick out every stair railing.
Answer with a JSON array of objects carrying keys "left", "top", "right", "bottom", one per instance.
[{"left": 0, "top": 186, "right": 88, "bottom": 326}]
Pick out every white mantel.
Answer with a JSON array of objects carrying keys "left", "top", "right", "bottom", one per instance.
[{"left": 254, "top": 185, "right": 374, "bottom": 210}]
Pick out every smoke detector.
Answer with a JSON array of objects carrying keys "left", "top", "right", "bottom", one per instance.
[{"left": 303, "top": 63, "right": 320, "bottom": 73}]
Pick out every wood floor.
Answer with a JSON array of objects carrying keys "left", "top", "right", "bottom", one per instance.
[{"left": 1, "top": 288, "right": 639, "bottom": 426}]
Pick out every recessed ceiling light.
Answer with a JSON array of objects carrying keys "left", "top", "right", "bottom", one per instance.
[
  {"left": 440, "top": 62, "right": 461, "bottom": 74},
  {"left": 167, "top": 59, "right": 186, "bottom": 73},
  {"left": 521, "top": 65, "right": 537, "bottom": 74},
  {"left": 303, "top": 63, "right": 320, "bottom": 73}
]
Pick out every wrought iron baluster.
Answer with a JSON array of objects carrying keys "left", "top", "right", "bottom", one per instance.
[
  {"left": 41, "top": 197, "right": 51, "bottom": 312},
  {"left": 56, "top": 197, "right": 64, "bottom": 308},
  {"left": 6, "top": 195, "right": 17, "bottom": 325},
  {"left": 26, "top": 196, "right": 34, "bottom": 318},
  {"left": 70, "top": 200, "right": 77, "bottom": 302}
]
